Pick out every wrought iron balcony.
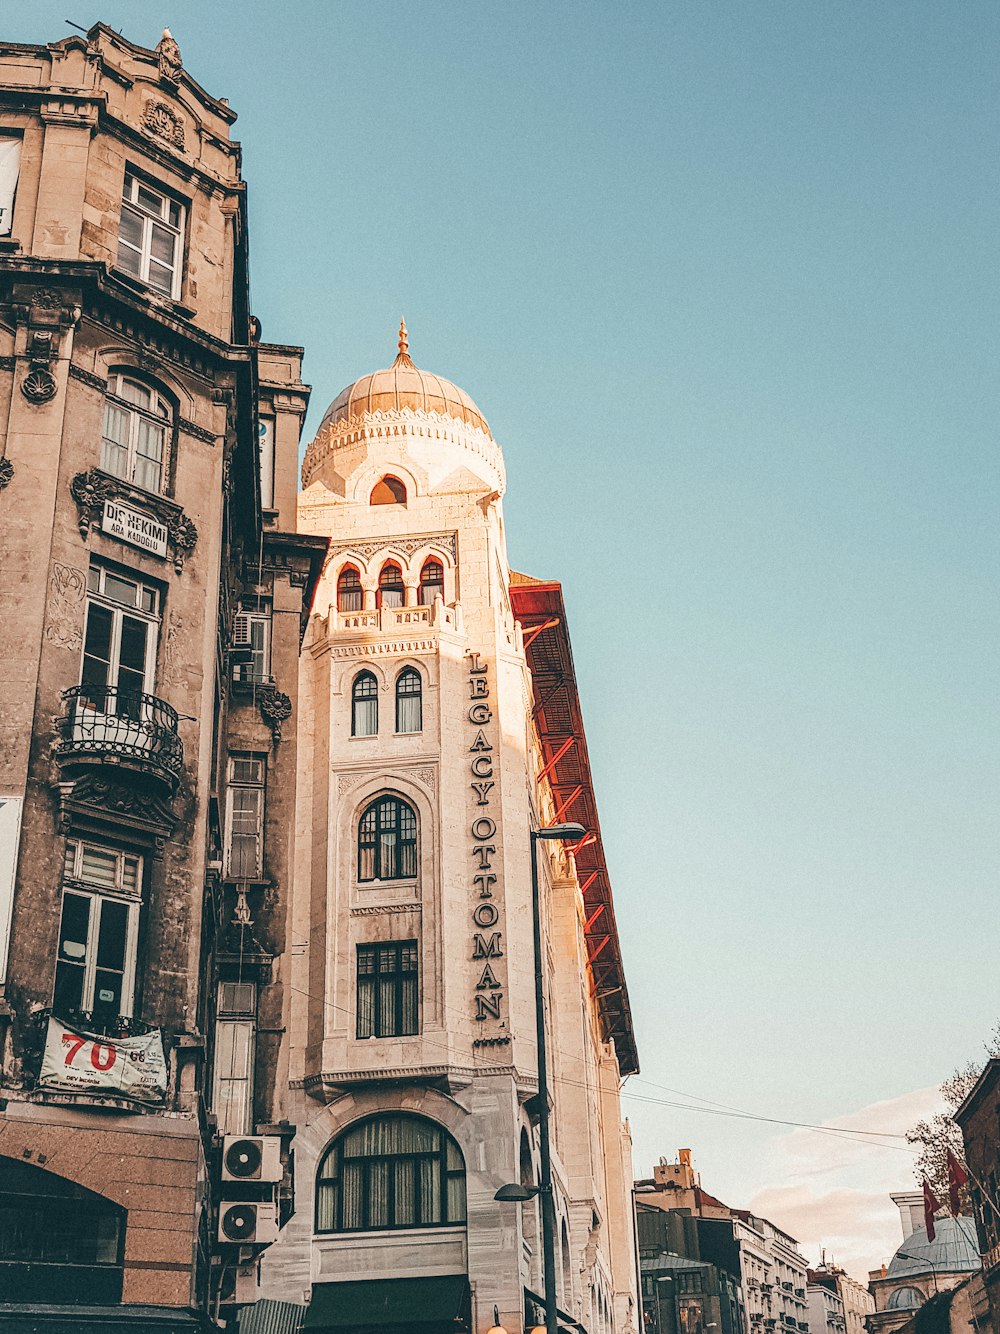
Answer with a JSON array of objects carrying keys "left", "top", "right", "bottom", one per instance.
[{"left": 57, "top": 685, "right": 183, "bottom": 791}]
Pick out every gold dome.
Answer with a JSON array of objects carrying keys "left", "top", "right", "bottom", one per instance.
[{"left": 319, "top": 320, "right": 491, "bottom": 437}]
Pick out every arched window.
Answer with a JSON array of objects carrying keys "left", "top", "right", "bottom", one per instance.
[
  {"left": 0, "top": 1156, "right": 126, "bottom": 1304},
  {"left": 418, "top": 559, "right": 444, "bottom": 606},
  {"left": 351, "top": 671, "right": 378, "bottom": 737},
  {"left": 370, "top": 476, "right": 407, "bottom": 506},
  {"left": 358, "top": 795, "right": 417, "bottom": 881},
  {"left": 395, "top": 668, "right": 422, "bottom": 734},
  {"left": 887, "top": 1287, "right": 924, "bottom": 1311},
  {"left": 377, "top": 562, "right": 405, "bottom": 609},
  {"left": 101, "top": 373, "right": 171, "bottom": 493},
  {"left": 337, "top": 566, "right": 363, "bottom": 612},
  {"left": 316, "top": 1114, "right": 466, "bottom": 1234}
]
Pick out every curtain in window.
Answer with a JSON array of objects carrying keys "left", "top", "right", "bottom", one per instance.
[
  {"left": 395, "top": 669, "right": 422, "bottom": 733},
  {"left": 378, "top": 564, "right": 404, "bottom": 608},
  {"left": 358, "top": 797, "right": 417, "bottom": 881},
  {"left": 101, "top": 402, "right": 130, "bottom": 479},
  {"left": 418, "top": 561, "right": 444, "bottom": 605},
  {"left": 338, "top": 567, "right": 363, "bottom": 612},
  {"left": 356, "top": 947, "right": 376, "bottom": 1039},
  {"left": 352, "top": 672, "right": 378, "bottom": 737}
]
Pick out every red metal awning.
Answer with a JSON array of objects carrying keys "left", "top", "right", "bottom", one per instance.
[{"left": 510, "top": 576, "right": 639, "bottom": 1077}]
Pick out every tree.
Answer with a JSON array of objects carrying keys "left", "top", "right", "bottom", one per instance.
[{"left": 905, "top": 1023, "right": 1000, "bottom": 1212}]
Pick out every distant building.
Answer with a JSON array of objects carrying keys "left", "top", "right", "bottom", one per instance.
[
  {"left": 806, "top": 1267, "right": 846, "bottom": 1334},
  {"left": 954, "top": 1057, "right": 1000, "bottom": 1333},
  {"left": 805, "top": 1262, "right": 871, "bottom": 1334},
  {"left": 635, "top": 1151, "right": 810, "bottom": 1334},
  {"left": 635, "top": 1202, "right": 745, "bottom": 1334},
  {"left": 867, "top": 1193, "right": 982, "bottom": 1334}
]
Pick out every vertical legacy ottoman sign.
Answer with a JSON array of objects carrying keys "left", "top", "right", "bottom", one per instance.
[{"left": 467, "top": 651, "right": 510, "bottom": 1048}]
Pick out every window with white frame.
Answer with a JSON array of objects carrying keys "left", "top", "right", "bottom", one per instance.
[
  {"left": 80, "top": 563, "right": 160, "bottom": 713},
  {"left": 101, "top": 374, "right": 172, "bottom": 494},
  {"left": 0, "top": 135, "right": 21, "bottom": 238},
  {"left": 225, "top": 753, "right": 266, "bottom": 879},
  {"left": 232, "top": 603, "right": 271, "bottom": 683},
  {"left": 117, "top": 172, "right": 184, "bottom": 298},
  {"left": 54, "top": 840, "right": 142, "bottom": 1025},
  {"left": 212, "top": 980, "right": 257, "bottom": 1135}
]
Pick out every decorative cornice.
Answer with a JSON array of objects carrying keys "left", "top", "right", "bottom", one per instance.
[
  {"left": 337, "top": 764, "right": 437, "bottom": 798},
  {"left": 350, "top": 904, "right": 422, "bottom": 917},
  {"left": 178, "top": 416, "right": 217, "bottom": 445},
  {"left": 302, "top": 405, "right": 505, "bottom": 494},
  {"left": 70, "top": 469, "right": 198, "bottom": 573},
  {"left": 323, "top": 531, "right": 457, "bottom": 573},
  {"left": 68, "top": 363, "right": 108, "bottom": 392},
  {"left": 330, "top": 638, "right": 437, "bottom": 660}
]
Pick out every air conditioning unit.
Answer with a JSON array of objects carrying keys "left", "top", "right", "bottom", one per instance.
[
  {"left": 217, "top": 1199, "right": 278, "bottom": 1246},
  {"left": 222, "top": 1135, "right": 283, "bottom": 1183}
]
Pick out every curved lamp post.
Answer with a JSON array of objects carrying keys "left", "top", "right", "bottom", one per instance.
[{"left": 495, "top": 821, "right": 587, "bottom": 1334}]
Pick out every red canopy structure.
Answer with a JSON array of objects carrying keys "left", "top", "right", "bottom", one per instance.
[{"left": 510, "top": 575, "right": 639, "bottom": 1077}]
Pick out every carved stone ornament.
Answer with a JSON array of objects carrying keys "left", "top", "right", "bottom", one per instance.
[
  {"left": 0, "top": 457, "right": 12, "bottom": 490},
  {"left": 323, "top": 531, "right": 457, "bottom": 574},
  {"left": 70, "top": 469, "right": 199, "bottom": 573},
  {"left": 156, "top": 28, "right": 183, "bottom": 81},
  {"left": 257, "top": 684, "right": 292, "bottom": 742},
  {"left": 142, "top": 99, "right": 185, "bottom": 151},
  {"left": 21, "top": 367, "right": 57, "bottom": 404}
]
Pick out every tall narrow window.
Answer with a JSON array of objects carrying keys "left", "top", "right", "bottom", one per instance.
[
  {"left": 351, "top": 671, "right": 378, "bottom": 737},
  {"left": 232, "top": 603, "right": 271, "bottom": 683},
  {"left": 418, "top": 559, "right": 444, "bottom": 606},
  {"left": 315, "top": 1115, "right": 466, "bottom": 1234},
  {"left": 337, "top": 566, "right": 363, "bottom": 612},
  {"left": 0, "top": 135, "right": 21, "bottom": 238},
  {"left": 377, "top": 563, "right": 405, "bottom": 609},
  {"left": 358, "top": 796, "right": 417, "bottom": 882},
  {"left": 356, "top": 941, "right": 418, "bottom": 1039},
  {"left": 117, "top": 172, "right": 184, "bottom": 298},
  {"left": 79, "top": 565, "right": 159, "bottom": 720},
  {"left": 370, "top": 476, "right": 406, "bottom": 505},
  {"left": 213, "top": 981, "right": 257, "bottom": 1136},
  {"left": 101, "top": 375, "right": 171, "bottom": 493},
  {"left": 225, "top": 753, "right": 266, "bottom": 879},
  {"left": 395, "top": 668, "right": 422, "bottom": 734},
  {"left": 54, "top": 840, "right": 142, "bottom": 1026}
]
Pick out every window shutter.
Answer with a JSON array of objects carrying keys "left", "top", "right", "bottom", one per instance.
[{"left": 232, "top": 613, "right": 252, "bottom": 647}]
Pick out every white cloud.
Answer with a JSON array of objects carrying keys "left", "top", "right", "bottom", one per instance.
[{"left": 746, "top": 1085, "right": 945, "bottom": 1282}]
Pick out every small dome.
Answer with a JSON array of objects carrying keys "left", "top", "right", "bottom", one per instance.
[
  {"left": 886, "top": 1219, "right": 980, "bottom": 1278},
  {"left": 319, "top": 320, "right": 490, "bottom": 437}
]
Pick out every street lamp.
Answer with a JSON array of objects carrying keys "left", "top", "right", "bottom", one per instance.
[{"left": 495, "top": 821, "right": 587, "bottom": 1334}]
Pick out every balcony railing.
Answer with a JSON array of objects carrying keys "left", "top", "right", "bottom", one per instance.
[
  {"left": 57, "top": 685, "right": 183, "bottom": 787},
  {"left": 334, "top": 601, "right": 461, "bottom": 634}
]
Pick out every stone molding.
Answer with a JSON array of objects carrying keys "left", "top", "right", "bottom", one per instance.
[
  {"left": 257, "top": 683, "right": 292, "bottom": 742},
  {"left": 0, "top": 457, "right": 13, "bottom": 490},
  {"left": 21, "top": 367, "right": 57, "bottom": 403},
  {"left": 302, "top": 405, "right": 505, "bottom": 494},
  {"left": 70, "top": 468, "right": 199, "bottom": 572},
  {"left": 329, "top": 638, "right": 438, "bottom": 660},
  {"left": 177, "top": 416, "right": 217, "bottom": 445},
  {"left": 337, "top": 764, "right": 437, "bottom": 798},
  {"left": 68, "top": 363, "right": 108, "bottom": 392},
  {"left": 349, "top": 904, "right": 422, "bottom": 918}
]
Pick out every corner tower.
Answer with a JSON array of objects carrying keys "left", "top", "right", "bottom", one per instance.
[{"left": 263, "top": 326, "right": 639, "bottom": 1334}]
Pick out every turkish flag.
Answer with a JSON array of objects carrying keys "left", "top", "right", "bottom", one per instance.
[
  {"left": 923, "top": 1177, "right": 939, "bottom": 1241},
  {"left": 947, "top": 1150, "right": 969, "bottom": 1215}
]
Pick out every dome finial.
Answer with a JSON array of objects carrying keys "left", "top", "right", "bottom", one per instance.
[{"left": 393, "top": 317, "right": 414, "bottom": 368}]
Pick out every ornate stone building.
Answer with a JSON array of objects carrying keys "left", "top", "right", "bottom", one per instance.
[
  {"left": 0, "top": 25, "right": 324, "bottom": 1330},
  {"left": 250, "top": 327, "right": 640, "bottom": 1332}
]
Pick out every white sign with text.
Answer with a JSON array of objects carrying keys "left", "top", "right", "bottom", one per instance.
[
  {"left": 40, "top": 1017, "right": 168, "bottom": 1104},
  {"left": 102, "top": 499, "right": 168, "bottom": 558}
]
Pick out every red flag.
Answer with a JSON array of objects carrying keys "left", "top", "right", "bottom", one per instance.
[
  {"left": 947, "top": 1150, "right": 969, "bottom": 1215},
  {"left": 923, "top": 1177, "right": 939, "bottom": 1241}
]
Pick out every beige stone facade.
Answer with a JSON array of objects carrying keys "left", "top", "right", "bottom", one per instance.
[
  {"left": 0, "top": 24, "right": 323, "bottom": 1329},
  {"left": 252, "top": 334, "right": 640, "bottom": 1332}
]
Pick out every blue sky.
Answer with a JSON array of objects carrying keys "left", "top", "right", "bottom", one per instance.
[{"left": 15, "top": 2, "right": 999, "bottom": 1268}]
